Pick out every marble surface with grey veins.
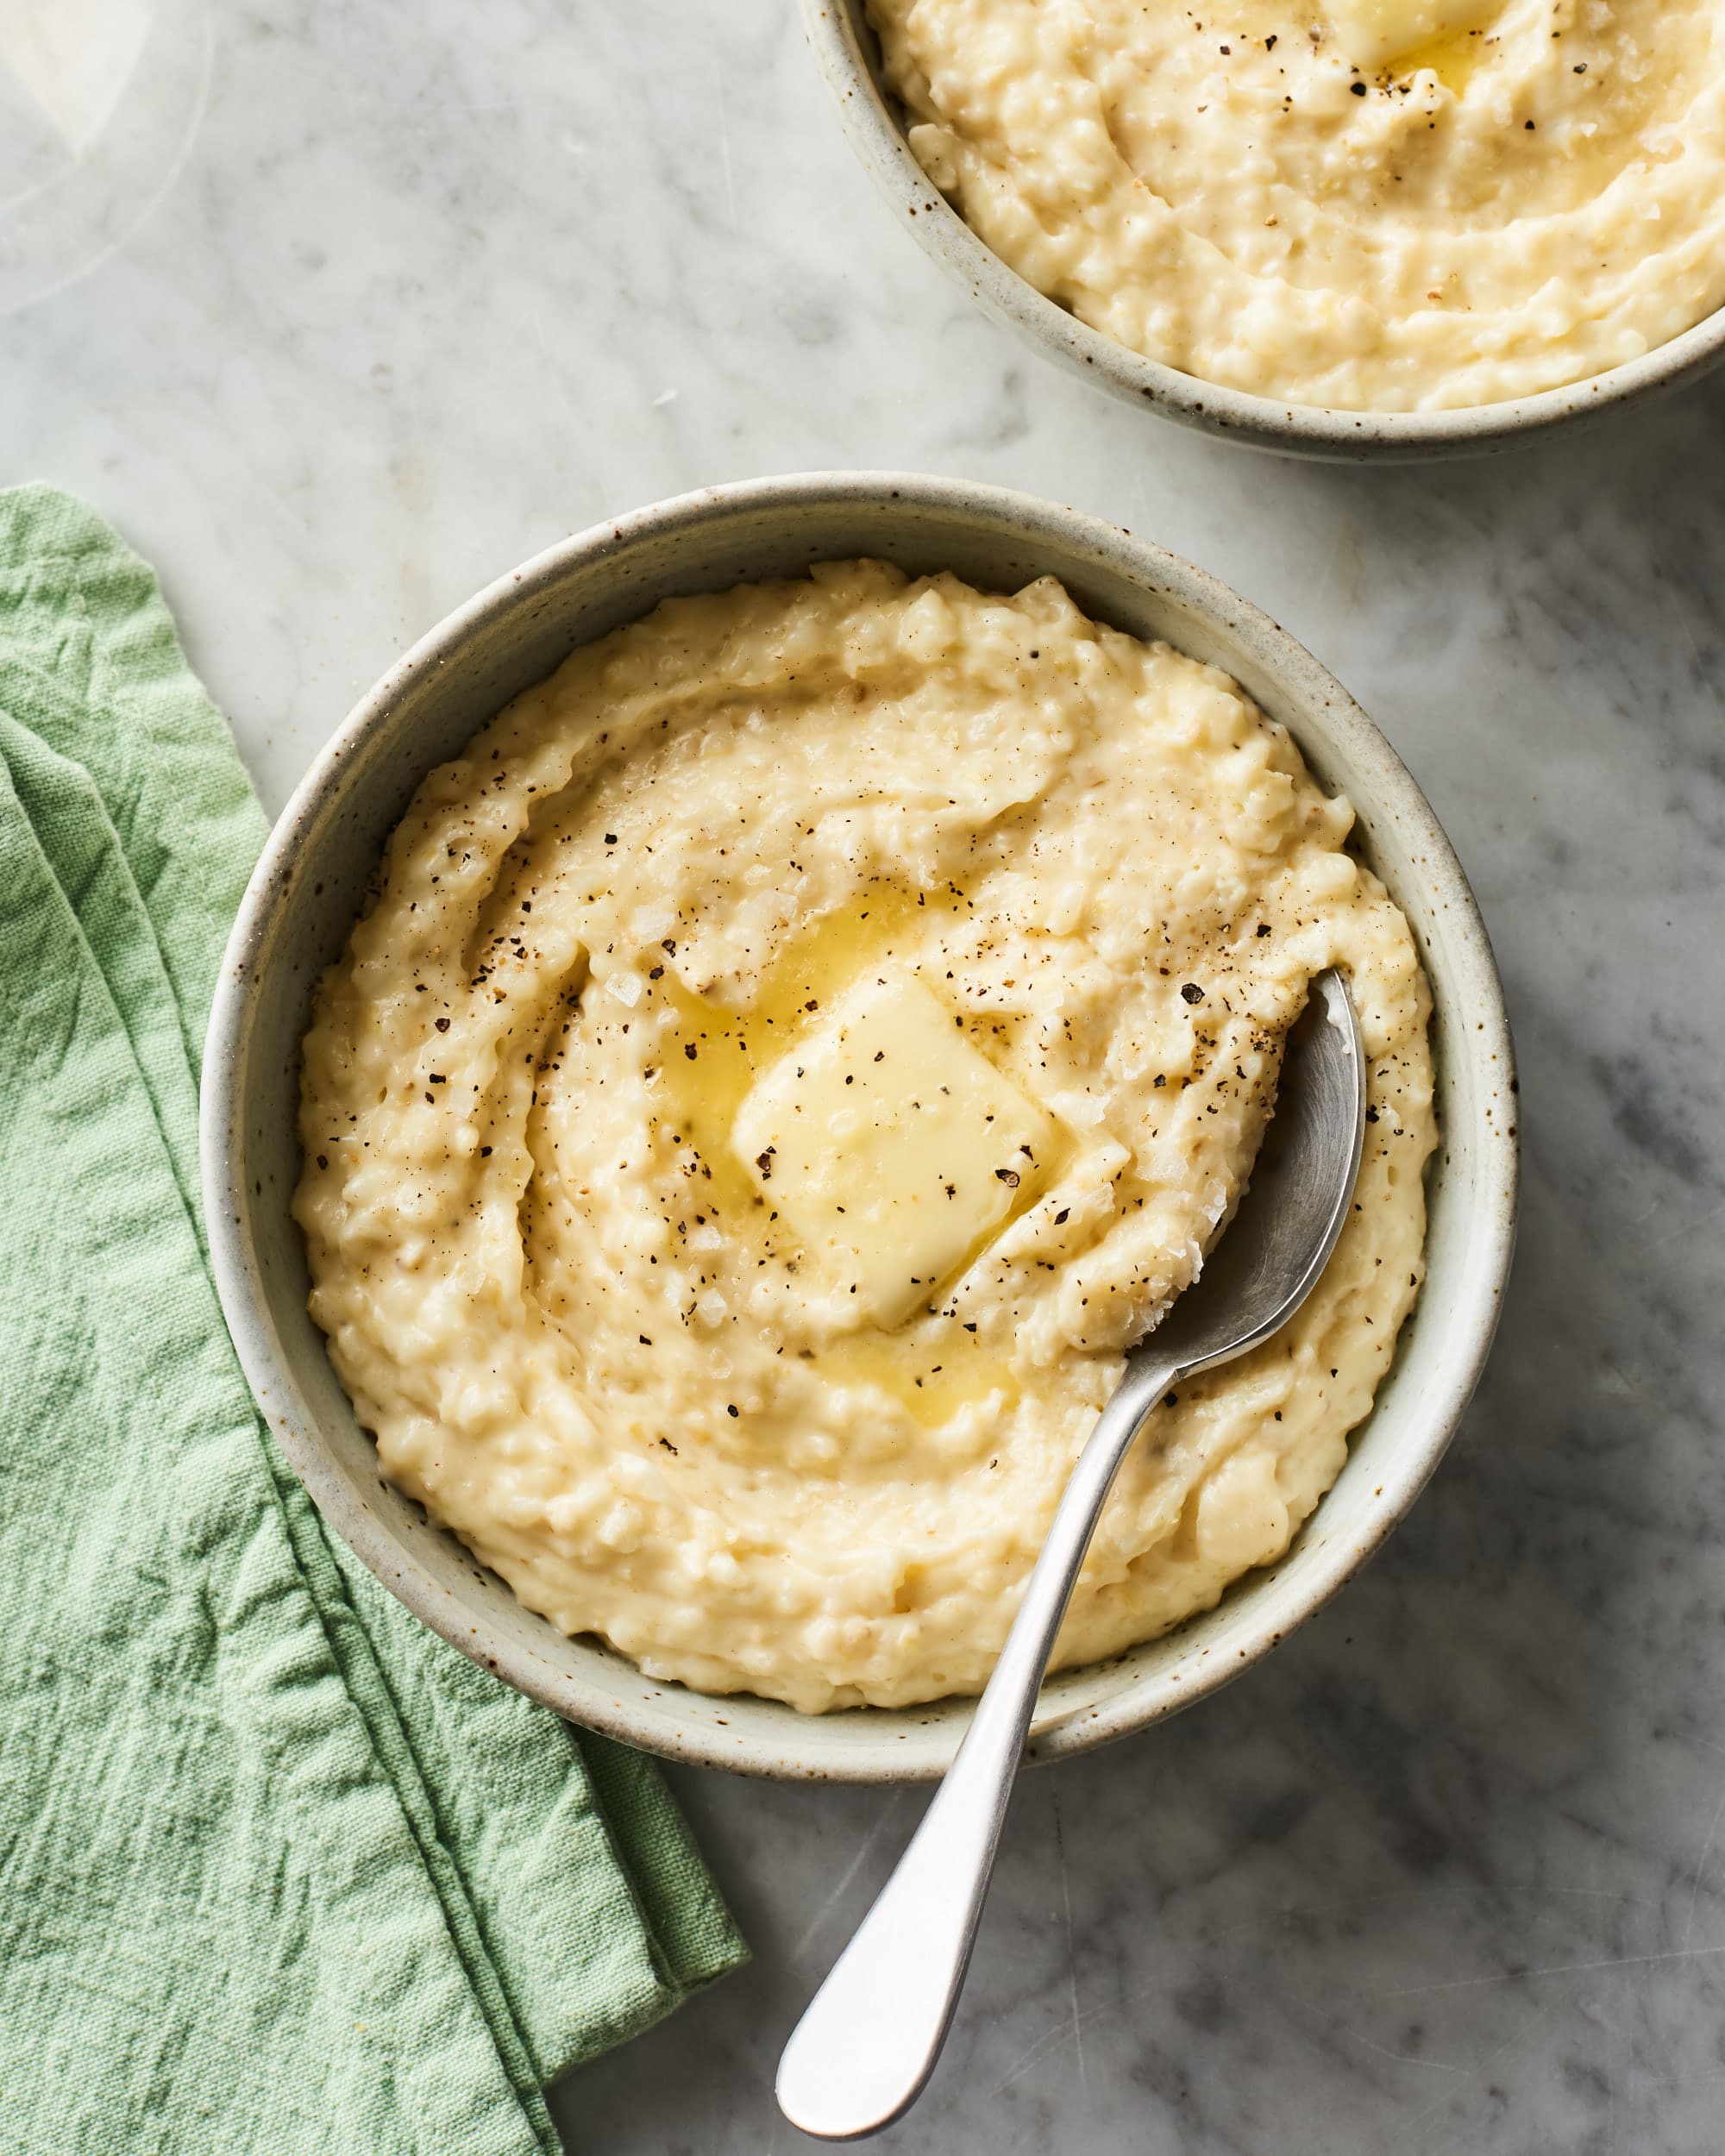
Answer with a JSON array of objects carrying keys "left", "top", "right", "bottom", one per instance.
[{"left": 6, "top": 2, "right": 1725, "bottom": 2149}]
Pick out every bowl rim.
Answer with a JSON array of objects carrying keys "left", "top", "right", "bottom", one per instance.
[
  {"left": 202, "top": 470, "right": 1519, "bottom": 1780},
  {"left": 798, "top": 0, "right": 1725, "bottom": 462}
]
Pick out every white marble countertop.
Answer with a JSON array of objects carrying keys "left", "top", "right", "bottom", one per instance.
[{"left": 8, "top": 3, "right": 1724, "bottom": 2149}]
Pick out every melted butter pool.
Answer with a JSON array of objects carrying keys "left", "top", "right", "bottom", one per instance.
[
  {"left": 1396, "top": 22, "right": 1496, "bottom": 95},
  {"left": 643, "top": 882, "right": 1039, "bottom": 1428}
]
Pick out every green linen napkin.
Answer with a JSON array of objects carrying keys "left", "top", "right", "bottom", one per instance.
[{"left": 0, "top": 485, "right": 745, "bottom": 2156}]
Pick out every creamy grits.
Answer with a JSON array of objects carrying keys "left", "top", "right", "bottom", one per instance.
[
  {"left": 864, "top": 0, "right": 1725, "bottom": 411},
  {"left": 295, "top": 563, "right": 1435, "bottom": 1712}
]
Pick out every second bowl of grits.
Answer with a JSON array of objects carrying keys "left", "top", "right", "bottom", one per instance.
[
  {"left": 203, "top": 474, "right": 1517, "bottom": 1777},
  {"left": 804, "top": 0, "right": 1725, "bottom": 454}
]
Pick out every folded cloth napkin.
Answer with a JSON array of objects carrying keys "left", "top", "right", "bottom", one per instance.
[{"left": 0, "top": 486, "right": 745, "bottom": 2156}]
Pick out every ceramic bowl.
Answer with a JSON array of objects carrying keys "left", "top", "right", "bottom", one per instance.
[
  {"left": 800, "top": 0, "right": 1725, "bottom": 464},
  {"left": 202, "top": 473, "right": 1517, "bottom": 1781}
]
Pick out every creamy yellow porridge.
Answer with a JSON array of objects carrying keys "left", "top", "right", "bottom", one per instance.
[
  {"left": 864, "top": 0, "right": 1725, "bottom": 411},
  {"left": 295, "top": 563, "right": 1435, "bottom": 1712}
]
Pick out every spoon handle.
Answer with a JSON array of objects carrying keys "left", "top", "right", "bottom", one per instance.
[{"left": 775, "top": 1357, "right": 1177, "bottom": 2141}]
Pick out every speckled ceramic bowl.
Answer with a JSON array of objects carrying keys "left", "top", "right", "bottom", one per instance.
[
  {"left": 800, "top": 0, "right": 1725, "bottom": 463},
  {"left": 202, "top": 473, "right": 1517, "bottom": 1781}
]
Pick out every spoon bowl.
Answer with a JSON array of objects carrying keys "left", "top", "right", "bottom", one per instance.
[{"left": 1148, "top": 969, "right": 1367, "bottom": 1381}]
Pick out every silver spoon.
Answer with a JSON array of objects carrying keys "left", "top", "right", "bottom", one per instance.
[{"left": 776, "top": 967, "right": 1367, "bottom": 2142}]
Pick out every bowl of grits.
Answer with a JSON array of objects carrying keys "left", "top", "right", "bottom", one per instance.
[
  {"left": 201, "top": 473, "right": 1517, "bottom": 1779},
  {"left": 800, "top": 0, "right": 1725, "bottom": 459}
]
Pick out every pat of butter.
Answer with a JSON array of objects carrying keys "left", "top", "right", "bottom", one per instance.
[
  {"left": 1323, "top": 0, "right": 1496, "bottom": 70},
  {"left": 731, "top": 965, "right": 1057, "bottom": 1329}
]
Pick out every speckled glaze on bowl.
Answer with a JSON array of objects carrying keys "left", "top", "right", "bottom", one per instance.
[
  {"left": 202, "top": 473, "right": 1517, "bottom": 1782},
  {"left": 800, "top": 0, "right": 1725, "bottom": 464}
]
